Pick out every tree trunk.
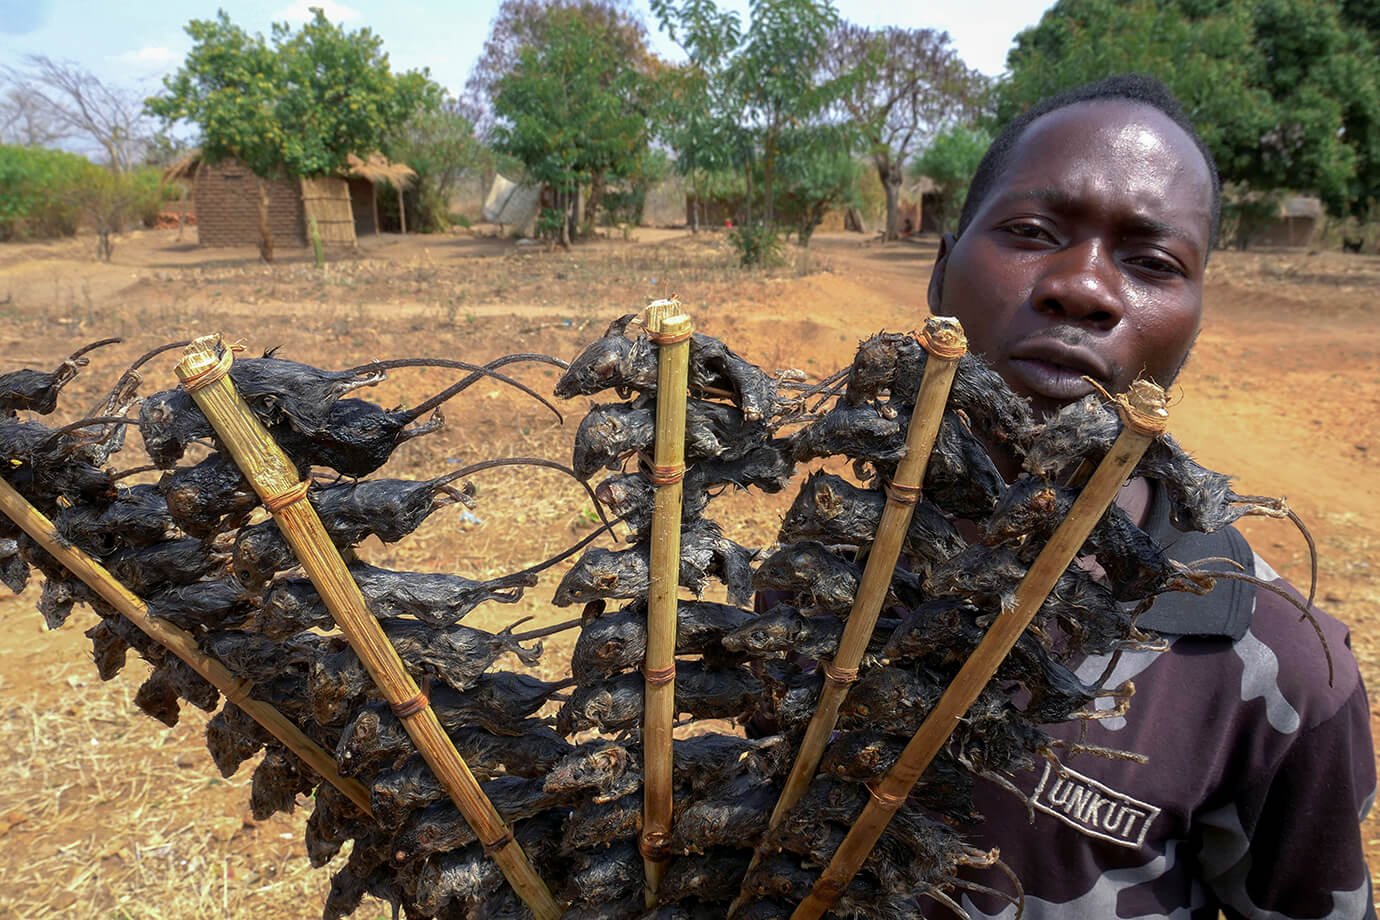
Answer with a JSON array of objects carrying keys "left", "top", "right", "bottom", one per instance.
[
  {"left": 690, "top": 169, "right": 700, "bottom": 234},
  {"left": 878, "top": 155, "right": 904, "bottom": 242},
  {"left": 256, "top": 177, "right": 275, "bottom": 264},
  {"left": 587, "top": 171, "right": 606, "bottom": 234},
  {"left": 559, "top": 185, "right": 573, "bottom": 250}
]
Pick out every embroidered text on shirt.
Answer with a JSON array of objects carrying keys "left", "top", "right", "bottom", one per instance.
[{"left": 1031, "top": 761, "right": 1162, "bottom": 849}]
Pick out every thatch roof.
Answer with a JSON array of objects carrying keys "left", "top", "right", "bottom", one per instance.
[
  {"left": 163, "top": 149, "right": 202, "bottom": 182},
  {"left": 162, "top": 148, "right": 415, "bottom": 187},
  {"left": 345, "top": 152, "right": 415, "bottom": 189}
]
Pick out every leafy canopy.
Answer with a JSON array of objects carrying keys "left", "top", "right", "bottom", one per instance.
[
  {"left": 1000, "top": 0, "right": 1380, "bottom": 217},
  {"left": 148, "top": 9, "right": 429, "bottom": 179},
  {"left": 490, "top": 3, "right": 655, "bottom": 193}
]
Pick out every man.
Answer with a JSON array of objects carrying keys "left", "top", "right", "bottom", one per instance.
[{"left": 926, "top": 75, "right": 1375, "bottom": 918}]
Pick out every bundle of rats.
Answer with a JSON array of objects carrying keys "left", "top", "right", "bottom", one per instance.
[
  {"left": 0, "top": 343, "right": 609, "bottom": 917},
  {"left": 2, "top": 325, "right": 1319, "bottom": 920}
]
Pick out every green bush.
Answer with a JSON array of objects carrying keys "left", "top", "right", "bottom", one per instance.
[
  {"left": 0, "top": 147, "right": 171, "bottom": 241},
  {"left": 728, "top": 222, "right": 783, "bottom": 267},
  {"left": 0, "top": 145, "right": 99, "bottom": 240}
]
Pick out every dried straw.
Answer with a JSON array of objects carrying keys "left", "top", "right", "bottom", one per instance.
[
  {"left": 0, "top": 475, "right": 371, "bottom": 816},
  {"left": 639, "top": 300, "right": 693, "bottom": 904},
  {"left": 790, "top": 380, "right": 1170, "bottom": 919},
  {"left": 173, "top": 335, "right": 561, "bottom": 920}
]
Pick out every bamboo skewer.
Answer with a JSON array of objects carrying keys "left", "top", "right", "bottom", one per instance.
[
  {"left": 0, "top": 476, "right": 373, "bottom": 816},
  {"left": 790, "top": 380, "right": 1170, "bottom": 920},
  {"left": 640, "top": 299, "right": 693, "bottom": 906},
  {"left": 173, "top": 336, "right": 561, "bottom": 920},
  {"left": 729, "top": 318, "right": 966, "bottom": 916}
]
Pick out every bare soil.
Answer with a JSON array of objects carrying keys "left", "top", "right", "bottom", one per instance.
[{"left": 0, "top": 226, "right": 1376, "bottom": 917}]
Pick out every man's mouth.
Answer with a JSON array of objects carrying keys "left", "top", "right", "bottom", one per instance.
[
  {"left": 1007, "top": 340, "right": 1112, "bottom": 403},
  {"left": 1007, "top": 358, "right": 1101, "bottom": 402}
]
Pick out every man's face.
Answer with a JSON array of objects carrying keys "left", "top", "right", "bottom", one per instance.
[{"left": 928, "top": 100, "right": 1212, "bottom": 417}]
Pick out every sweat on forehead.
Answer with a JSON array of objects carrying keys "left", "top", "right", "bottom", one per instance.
[{"left": 959, "top": 74, "right": 1222, "bottom": 248}]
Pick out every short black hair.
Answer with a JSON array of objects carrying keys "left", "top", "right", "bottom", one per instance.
[{"left": 957, "top": 74, "right": 1221, "bottom": 252}]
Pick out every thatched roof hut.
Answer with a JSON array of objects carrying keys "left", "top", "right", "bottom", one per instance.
[{"left": 163, "top": 150, "right": 416, "bottom": 247}]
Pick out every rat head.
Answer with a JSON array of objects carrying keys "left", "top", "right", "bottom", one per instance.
[{"left": 929, "top": 75, "right": 1218, "bottom": 417}]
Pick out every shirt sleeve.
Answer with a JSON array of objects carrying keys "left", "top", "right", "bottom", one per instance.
[{"left": 1200, "top": 675, "right": 1376, "bottom": 919}]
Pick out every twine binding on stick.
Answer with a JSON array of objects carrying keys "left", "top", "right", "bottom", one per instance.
[
  {"left": 482, "top": 832, "right": 515, "bottom": 856},
  {"left": 883, "top": 480, "right": 921, "bottom": 506},
  {"left": 179, "top": 341, "right": 236, "bottom": 392},
  {"left": 821, "top": 659, "right": 859, "bottom": 685},
  {"left": 649, "top": 328, "right": 693, "bottom": 346},
  {"left": 642, "top": 662, "right": 677, "bottom": 686},
  {"left": 649, "top": 464, "right": 684, "bottom": 486},
  {"left": 390, "top": 689, "right": 431, "bottom": 719},
  {"left": 264, "top": 479, "right": 311, "bottom": 513}
]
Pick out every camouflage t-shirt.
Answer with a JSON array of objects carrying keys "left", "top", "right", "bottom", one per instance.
[{"left": 955, "top": 488, "right": 1376, "bottom": 919}]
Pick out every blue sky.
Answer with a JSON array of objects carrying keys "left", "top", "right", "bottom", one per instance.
[{"left": 0, "top": 0, "right": 1056, "bottom": 101}]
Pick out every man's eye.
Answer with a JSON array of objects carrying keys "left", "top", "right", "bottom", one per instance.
[
  {"left": 1003, "top": 221, "right": 1048, "bottom": 240},
  {"left": 1129, "top": 255, "right": 1184, "bottom": 277}
]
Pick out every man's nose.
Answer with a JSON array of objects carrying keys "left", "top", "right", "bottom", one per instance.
[{"left": 1030, "top": 239, "right": 1124, "bottom": 327}]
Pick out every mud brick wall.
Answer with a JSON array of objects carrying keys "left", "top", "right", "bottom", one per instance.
[{"left": 193, "top": 161, "right": 306, "bottom": 248}]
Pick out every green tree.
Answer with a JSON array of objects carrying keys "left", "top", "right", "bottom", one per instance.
[
  {"left": 1000, "top": 0, "right": 1380, "bottom": 220},
  {"left": 148, "top": 9, "right": 428, "bottom": 261},
  {"left": 650, "top": 0, "right": 742, "bottom": 231},
  {"left": 775, "top": 127, "right": 861, "bottom": 244},
  {"left": 730, "top": 0, "right": 841, "bottom": 226},
  {"left": 824, "top": 24, "right": 988, "bottom": 240},
  {"left": 490, "top": 4, "right": 655, "bottom": 246},
  {"left": 385, "top": 90, "right": 484, "bottom": 232},
  {"left": 911, "top": 124, "right": 990, "bottom": 233}
]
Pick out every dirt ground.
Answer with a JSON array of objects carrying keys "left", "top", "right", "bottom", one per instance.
[{"left": 0, "top": 225, "right": 1376, "bottom": 917}]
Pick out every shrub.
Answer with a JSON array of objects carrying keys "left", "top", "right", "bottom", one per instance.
[
  {"left": 0, "top": 145, "right": 97, "bottom": 240},
  {"left": 728, "top": 222, "right": 783, "bottom": 267}
]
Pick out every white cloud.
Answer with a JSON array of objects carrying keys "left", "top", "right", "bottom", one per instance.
[
  {"left": 273, "top": 1, "right": 364, "bottom": 25},
  {"left": 108, "top": 46, "right": 179, "bottom": 67}
]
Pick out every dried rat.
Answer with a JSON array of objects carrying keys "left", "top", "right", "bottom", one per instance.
[
  {"left": 255, "top": 563, "right": 535, "bottom": 636},
  {"left": 556, "top": 313, "right": 781, "bottom": 421},
  {"left": 104, "top": 536, "right": 230, "bottom": 596},
  {"left": 670, "top": 772, "right": 778, "bottom": 854},
  {"left": 205, "top": 701, "right": 270, "bottom": 777},
  {"left": 553, "top": 521, "right": 755, "bottom": 608},
  {"left": 556, "top": 662, "right": 764, "bottom": 734},
  {"left": 53, "top": 483, "right": 173, "bottom": 556},
  {"left": 562, "top": 841, "right": 644, "bottom": 905},
  {"left": 159, "top": 453, "right": 259, "bottom": 538},
  {"left": 721, "top": 604, "right": 898, "bottom": 663},
  {"left": 412, "top": 812, "right": 563, "bottom": 915},
  {"left": 390, "top": 775, "right": 558, "bottom": 863},
  {"left": 844, "top": 331, "right": 1034, "bottom": 450},
  {"left": 572, "top": 398, "right": 773, "bottom": 480},
  {"left": 0, "top": 337, "right": 120, "bottom": 416},
  {"left": 145, "top": 576, "right": 258, "bottom": 632},
  {"left": 570, "top": 599, "right": 755, "bottom": 681},
  {"left": 751, "top": 541, "right": 924, "bottom": 615},
  {"left": 779, "top": 471, "right": 965, "bottom": 573}
]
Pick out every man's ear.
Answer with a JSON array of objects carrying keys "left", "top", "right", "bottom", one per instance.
[{"left": 927, "top": 232, "right": 957, "bottom": 314}]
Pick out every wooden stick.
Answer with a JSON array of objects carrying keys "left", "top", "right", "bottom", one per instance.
[
  {"left": 640, "top": 299, "right": 693, "bottom": 905},
  {"left": 791, "top": 381, "right": 1170, "bottom": 920},
  {"left": 728, "top": 319, "right": 966, "bottom": 916},
  {"left": 173, "top": 336, "right": 561, "bottom": 920},
  {"left": 0, "top": 476, "right": 373, "bottom": 816}
]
